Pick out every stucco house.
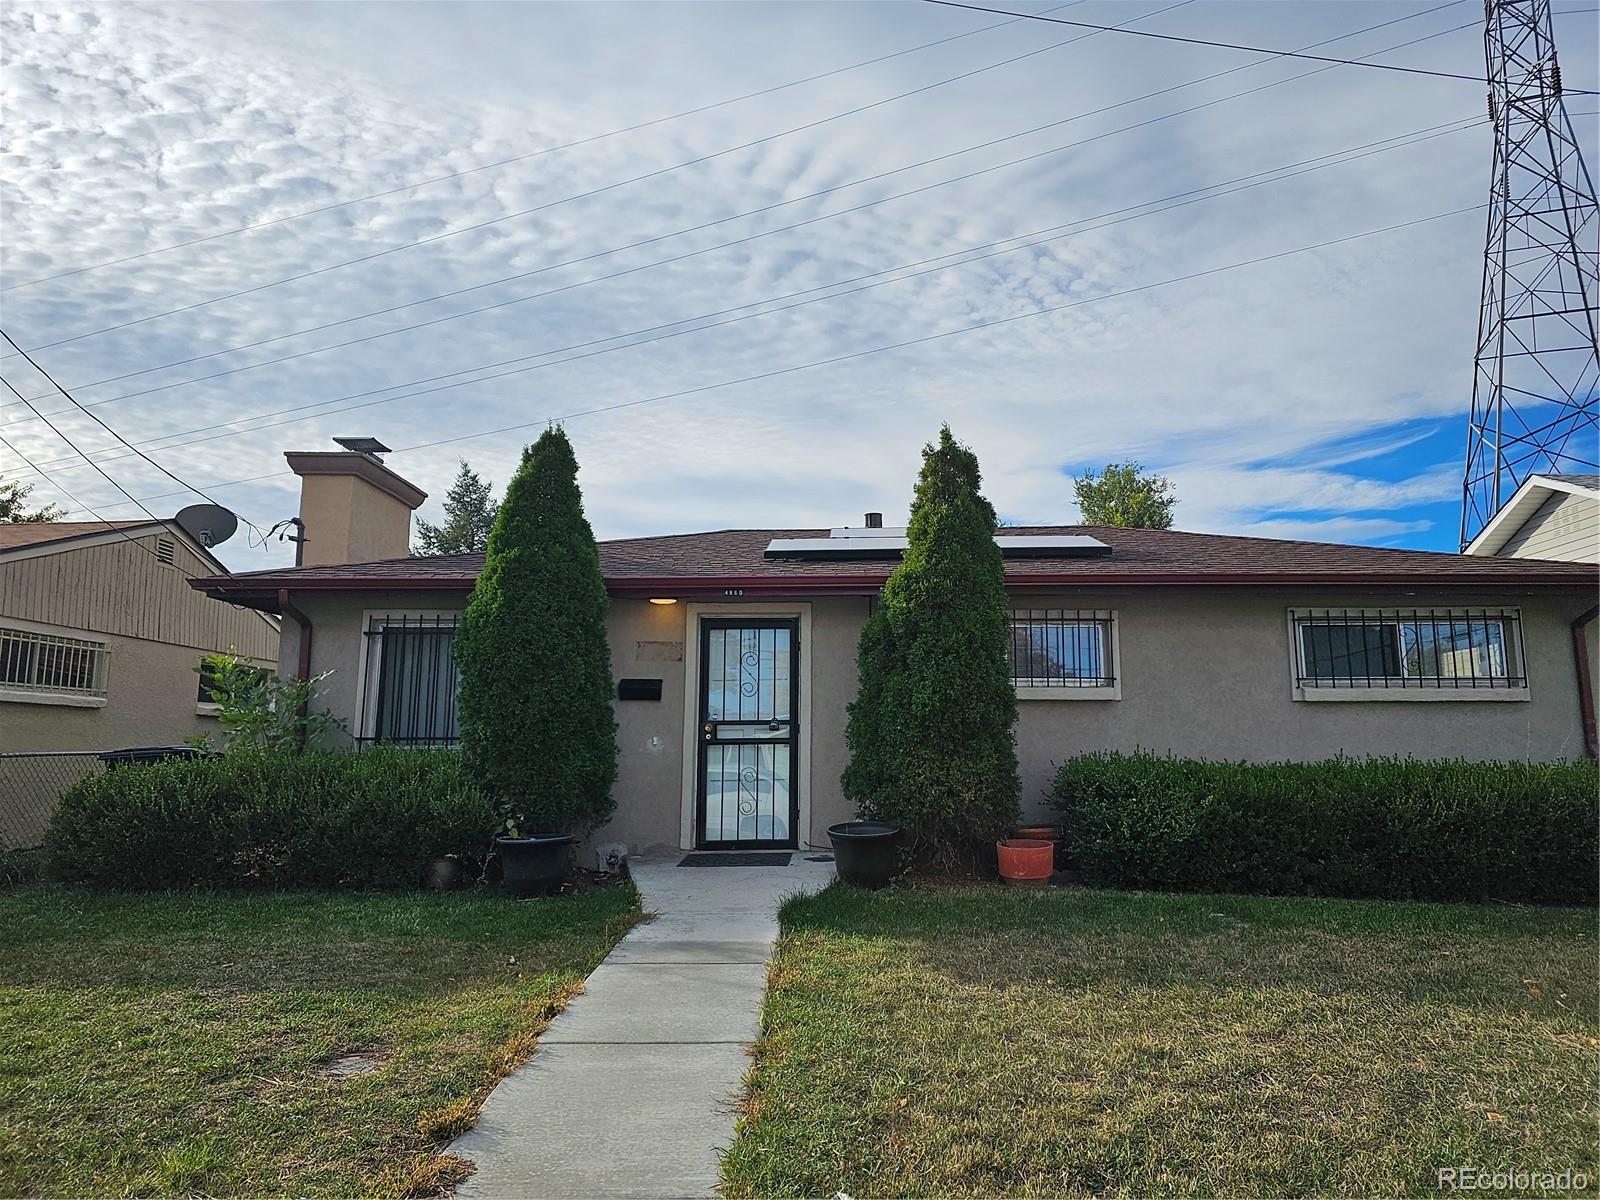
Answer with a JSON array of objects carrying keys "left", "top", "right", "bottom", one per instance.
[
  {"left": 1465, "top": 472, "right": 1598, "bottom": 739},
  {"left": 191, "top": 447, "right": 1597, "bottom": 856},
  {"left": 1, "top": 518, "right": 280, "bottom": 845}
]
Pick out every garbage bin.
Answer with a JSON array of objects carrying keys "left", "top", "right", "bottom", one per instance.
[{"left": 96, "top": 746, "right": 215, "bottom": 769}]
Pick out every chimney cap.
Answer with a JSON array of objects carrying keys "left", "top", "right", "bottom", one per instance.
[
  {"left": 864, "top": 511, "right": 884, "bottom": 528},
  {"left": 333, "top": 436, "right": 391, "bottom": 457},
  {"left": 285, "top": 450, "right": 427, "bottom": 510}
]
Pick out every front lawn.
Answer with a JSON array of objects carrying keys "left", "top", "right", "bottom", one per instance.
[
  {"left": 0, "top": 885, "right": 638, "bottom": 1197},
  {"left": 724, "top": 885, "right": 1598, "bottom": 1198}
]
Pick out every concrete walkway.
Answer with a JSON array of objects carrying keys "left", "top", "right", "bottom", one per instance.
[{"left": 450, "top": 852, "right": 835, "bottom": 1199}]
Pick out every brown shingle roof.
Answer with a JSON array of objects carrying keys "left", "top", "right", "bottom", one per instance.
[
  {"left": 190, "top": 525, "right": 1598, "bottom": 610},
  {"left": 0, "top": 520, "right": 156, "bottom": 552}
]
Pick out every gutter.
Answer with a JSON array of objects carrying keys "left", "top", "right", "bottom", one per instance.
[
  {"left": 1573, "top": 604, "right": 1598, "bottom": 759},
  {"left": 278, "top": 588, "right": 314, "bottom": 751},
  {"left": 193, "top": 567, "right": 1599, "bottom": 610}
]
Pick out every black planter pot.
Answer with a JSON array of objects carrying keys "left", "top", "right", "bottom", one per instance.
[
  {"left": 827, "top": 822, "right": 902, "bottom": 890},
  {"left": 494, "top": 835, "right": 574, "bottom": 897}
]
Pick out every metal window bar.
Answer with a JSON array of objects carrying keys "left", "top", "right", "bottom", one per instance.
[
  {"left": 358, "top": 614, "right": 462, "bottom": 747},
  {"left": 0, "top": 627, "right": 108, "bottom": 697},
  {"left": 1294, "top": 609, "right": 1526, "bottom": 689},
  {"left": 1007, "top": 610, "right": 1116, "bottom": 688}
]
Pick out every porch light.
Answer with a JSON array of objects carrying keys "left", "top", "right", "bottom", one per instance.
[{"left": 648, "top": 597, "right": 678, "bottom": 605}]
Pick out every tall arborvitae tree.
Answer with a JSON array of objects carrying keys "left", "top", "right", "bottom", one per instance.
[
  {"left": 413, "top": 460, "right": 498, "bottom": 554},
  {"left": 454, "top": 428, "right": 617, "bottom": 834},
  {"left": 842, "top": 425, "right": 1020, "bottom": 872}
]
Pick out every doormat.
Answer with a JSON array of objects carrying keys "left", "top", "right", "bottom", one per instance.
[{"left": 678, "top": 852, "right": 793, "bottom": 867}]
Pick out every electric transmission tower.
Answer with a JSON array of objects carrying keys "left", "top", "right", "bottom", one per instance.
[{"left": 1460, "top": 0, "right": 1599, "bottom": 549}]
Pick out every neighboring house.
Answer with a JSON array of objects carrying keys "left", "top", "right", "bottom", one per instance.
[
  {"left": 1465, "top": 472, "right": 1599, "bottom": 749},
  {"left": 191, "top": 448, "right": 1597, "bottom": 856},
  {"left": 1, "top": 520, "right": 280, "bottom": 844}
]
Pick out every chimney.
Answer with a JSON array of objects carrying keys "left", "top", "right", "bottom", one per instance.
[
  {"left": 285, "top": 440, "right": 427, "bottom": 566},
  {"left": 864, "top": 512, "right": 883, "bottom": 529}
]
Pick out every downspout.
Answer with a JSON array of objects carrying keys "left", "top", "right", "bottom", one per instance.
[
  {"left": 1573, "top": 604, "right": 1598, "bottom": 760},
  {"left": 278, "top": 588, "right": 314, "bottom": 750}
]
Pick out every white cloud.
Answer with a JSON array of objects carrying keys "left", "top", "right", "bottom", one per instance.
[{"left": 1, "top": 0, "right": 1591, "bottom": 567}]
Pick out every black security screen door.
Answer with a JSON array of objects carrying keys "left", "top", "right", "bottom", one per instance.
[{"left": 696, "top": 619, "right": 799, "bottom": 849}]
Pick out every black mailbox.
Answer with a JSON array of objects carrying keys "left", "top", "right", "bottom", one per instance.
[{"left": 617, "top": 678, "right": 664, "bottom": 702}]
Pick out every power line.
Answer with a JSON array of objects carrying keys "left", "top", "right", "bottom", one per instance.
[
  {"left": 4, "top": 3, "right": 1473, "bottom": 420},
  {"left": 47, "top": 203, "right": 1485, "bottom": 519},
  {"left": 4, "top": 0, "right": 1196, "bottom": 358},
  {"left": 0, "top": 374, "right": 196, "bottom": 562},
  {"left": 13, "top": 114, "right": 1488, "bottom": 478},
  {"left": 920, "top": 0, "right": 1600, "bottom": 93},
  {"left": 0, "top": 330, "right": 265, "bottom": 537},
  {"left": 0, "top": 430, "right": 189, "bottom": 574},
  {"left": 0, "top": 1, "right": 1091, "bottom": 294}
]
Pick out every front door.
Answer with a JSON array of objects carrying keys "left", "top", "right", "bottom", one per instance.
[{"left": 696, "top": 619, "right": 799, "bottom": 849}]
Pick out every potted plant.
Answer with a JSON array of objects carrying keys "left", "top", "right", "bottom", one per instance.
[
  {"left": 828, "top": 821, "right": 902, "bottom": 889},
  {"left": 455, "top": 427, "right": 619, "bottom": 898},
  {"left": 996, "top": 838, "right": 1054, "bottom": 886},
  {"left": 494, "top": 818, "right": 574, "bottom": 897}
]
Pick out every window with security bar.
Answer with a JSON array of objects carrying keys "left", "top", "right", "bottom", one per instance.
[
  {"left": 360, "top": 614, "right": 462, "bottom": 746},
  {"left": 1008, "top": 611, "right": 1115, "bottom": 688},
  {"left": 1293, "top": 609, "right": 1527, "bottom": 690},
  {"left": 0, "top": 625, "right": 108, "bottom": 698}
]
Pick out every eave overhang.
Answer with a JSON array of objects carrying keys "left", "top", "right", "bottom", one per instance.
[{"left": 190, "top": 568, "right": 1599, "bottom": 615}]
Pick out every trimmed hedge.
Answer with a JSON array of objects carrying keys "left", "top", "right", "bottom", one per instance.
[
  {"left": 46, "top": 749, "right": 498, "bottom": 891},
  {"left": 1051, "top": 752, "right": 1598, "bottom": 905}
]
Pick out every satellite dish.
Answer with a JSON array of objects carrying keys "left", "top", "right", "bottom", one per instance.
[{"left": 175, "top": 504, "right": 239, "bottom": 549}]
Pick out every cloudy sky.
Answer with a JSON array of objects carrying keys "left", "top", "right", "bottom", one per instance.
[{"left": 1, "top": 0, "right": 1595, "bottom": 569}]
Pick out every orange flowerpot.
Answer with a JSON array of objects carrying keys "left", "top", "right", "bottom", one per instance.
[{"left": 996, "top": 838, "right": 1054, "bottom": 887}]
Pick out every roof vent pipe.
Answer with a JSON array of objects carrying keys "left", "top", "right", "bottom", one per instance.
[{"left": 864, "top": 512, "right": 883, "bottom": 529}]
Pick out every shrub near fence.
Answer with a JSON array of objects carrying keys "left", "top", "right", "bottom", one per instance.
[
  {"left": 1051, "top": 752, "right": 1598, "bottom": 905},
  {"left": 47, "top": 748, "right": 498, "bottom": 890}
]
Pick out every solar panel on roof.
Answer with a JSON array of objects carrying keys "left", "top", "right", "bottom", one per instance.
[{"left": 764, "top": 534, "right": 1110, "bottom": 560}]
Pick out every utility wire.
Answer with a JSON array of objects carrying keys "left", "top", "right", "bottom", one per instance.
[
  {"left": 4, "top": 2, "right": 1471, "bottom": 417},
  {"left": 0, "top": 429, "right": 194, "bottom": 574},
  {"left": 46, "top": 203, "right": 1485, "bottom": 518},
  {"left": 0, "top": 1, "right": 1091, "bottom": 294},
  {"left": 5, "top": 0, "right": 1195, "bottom": 357},
  {"left": 14, "top": 114, "right": 1488, "bottom": 477},
  {"left": 0, "top": 330, "right": 265, "bottom": 536},
  {"left": 920, "top": 0, "right": 1600, "bottom": 93}
]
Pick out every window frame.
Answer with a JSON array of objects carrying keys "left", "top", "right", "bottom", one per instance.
[
  {"left": 0, "top": 619, "right": 111, "bottom": 708},
  {"left": 1007, "top": 609, "right": 1121, "bottom": 701},
  {"left": 355, "top": 610, "right": 465, "bottom": 747},
  {"left": 1287, "top": 607, "right": 1531, "bottom": 702}
]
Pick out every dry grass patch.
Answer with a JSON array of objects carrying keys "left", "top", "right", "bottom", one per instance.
[
  {"left": 0, "top": 885, "right": 638, "bottom": 1197},
  {"left": 722, "top": 884, "right": 1598, "bottom": 1199}
]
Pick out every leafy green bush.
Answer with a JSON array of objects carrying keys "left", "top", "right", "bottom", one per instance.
[
  {"left": 843, "top": 426, "right": 1019, "bottom": 872},
  {"left": 455, "top": 426, "right": 618, "bottom": 836},
  {"left": 46, "top": 748, "right": 497, "bottom": 890},
  {"left": 1051, "top": 752, "right": 1598, "bottom": 905}
]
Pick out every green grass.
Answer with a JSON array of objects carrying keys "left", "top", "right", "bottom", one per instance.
[
  {"left": 0, "top": 885, "right": 639, "bottom": 1197},
  {"left": 723, "top": 885, "right": 1599, "bottom": 1199}
]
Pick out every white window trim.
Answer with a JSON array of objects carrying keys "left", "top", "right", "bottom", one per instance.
[
  {"left": 1286, "top": 607, "right": 1531, "bottom": 703},
  {"left": 1010, "top": 609, "right": 1121, "bottom": 701},
  {"left": 0, "top": 618, "right": 110, "bottom": 707},
  {"left": 678, "top": 603, "right": 814, "bottom": 852},
  {"left": 354, "top": 609, "right": 465, "bottom": 741}
]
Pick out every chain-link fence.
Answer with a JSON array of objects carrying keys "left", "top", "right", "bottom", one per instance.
[{"left": 0, "top": 752, "right": 106, "bottom": 849}]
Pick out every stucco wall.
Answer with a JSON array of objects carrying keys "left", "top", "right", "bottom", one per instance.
[
  {"left": 281, "top": 585, "right": 1594, "bottom": 854},
  {"left": 0, "top": 631, "right": 276, "bottom": 846}
]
